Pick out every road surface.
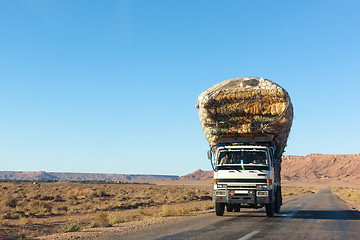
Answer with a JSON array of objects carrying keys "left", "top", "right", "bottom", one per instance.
[{"left": 104, "top": 189, "right": 360, "bottom": 240}]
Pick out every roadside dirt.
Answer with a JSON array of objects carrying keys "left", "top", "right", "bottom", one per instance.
[{"left": 37, "top": 210, "right": 213, "bottom": 240}]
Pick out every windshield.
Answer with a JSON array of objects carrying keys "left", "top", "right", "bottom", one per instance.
[{"left": 217, "top": 149, "right": 268, "bottom": 167}]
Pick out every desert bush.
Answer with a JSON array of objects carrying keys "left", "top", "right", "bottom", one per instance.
[
  {"left": 20, "top": 216, "right": 33, "bottom": 225},
  {"left": 0, "top": 218, "right": 9, "bottom": 226},
  {"left": 59, "top": 222, "right": 80, "bottom": 233},
  {"left": 4, "top": 197, "right": 18, "bottom": 208},
  {"left": 203, "top": 203, "right": 214, "bottom": 210},
  {"left": 40, "top": 195, "right": 54, "bottom": 201},
  {"left": 89, "top": 212, "right": 112, "bottom": 228},
  {"left": 54, "top": 194, "right": 64, "bottom": 202},
  {"left": 155, "top": 205, "right": 177, "bottom": 217},
  {"left": 139, "top": 206, "right": 151, "bottom": 216},
  {"left": 97, "top": 190, "right": 113, "bottom": 198},
  {"left": 67, "top": 190, "right": 78, "bottom": 200},
  {"left": 174, "top": 206, "right": 189, "bottom": 215},
  {"left": 53, "top": 206, "right": 68, "bottom": 214},
  {"left": 17, "top": 228, "right": 29, "bottom": 239},
  {"left": 29, "top": 200, "right": 52, "bottom": 215},
  {"left": 109, "top": 216, "right": 126, "bottom": 225}
]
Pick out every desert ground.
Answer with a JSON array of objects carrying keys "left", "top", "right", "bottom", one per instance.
[
  {"left": 0, "top": 180, "right": 213, "bottom": 239},
  {"left": 1, "top": 154, "right": 359, "bottom": 239},
  {"left": 1, "top": 178, "right": 358, "bottom": 240}
]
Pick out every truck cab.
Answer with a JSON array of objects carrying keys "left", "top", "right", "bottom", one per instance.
[{"left": 210, "top": 142, "right": 282, "bottom": 217}]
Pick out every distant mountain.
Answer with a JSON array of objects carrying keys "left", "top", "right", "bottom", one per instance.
[
  {"left": 3, "top": 154, "right": 359, "bottom": 183},
  {"left": 178, "top": 169, "right": 213, "bottom": 180},
  {"left": 0, "top": 171, "right": 178, "bottom": 181},
  {"left": 177, "top": 153, "right": 360, "bottom": 184},
  {"left": 281, "top": 153, "right": 360, "bottom": 183}
]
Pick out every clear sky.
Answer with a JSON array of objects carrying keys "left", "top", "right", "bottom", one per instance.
[{"left": 1, "top": 0, "right": 359, "bottom": 176}]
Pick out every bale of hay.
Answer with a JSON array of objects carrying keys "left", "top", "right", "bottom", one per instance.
[{"left": 196, "top": 77, "right": 293, "bottom": 159}]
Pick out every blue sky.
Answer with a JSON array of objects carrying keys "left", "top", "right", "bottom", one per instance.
[{"left": 1, "top": 0, "right": 359, "bottom": 175}]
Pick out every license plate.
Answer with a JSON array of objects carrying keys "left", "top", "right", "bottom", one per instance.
[{"left": 234, "top": 190, "right": 248, "bottom": 194}]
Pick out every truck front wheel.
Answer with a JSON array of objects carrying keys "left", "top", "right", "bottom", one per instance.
[
  {"left": 265, "top": 202, "right": 275, "bottom": 217},
  {"left": 215, "top": 203, "right": 225, "bottom": 216},
  {"left": 274, "top": 190, "right": 281, "bottom": 213}
]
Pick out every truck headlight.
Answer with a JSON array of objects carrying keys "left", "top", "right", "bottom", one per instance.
[
  {"left": 256, "top": 184, "right": 267, "bottom": 190},
  {"left": 215, "top": 191, "right": 226, "bottom": 196},
  {"left": 256, "top": 191, "right": 269, "bottom": 197},
  {"left": 217, "top": 184, "right": 227, "bottom": 188}
]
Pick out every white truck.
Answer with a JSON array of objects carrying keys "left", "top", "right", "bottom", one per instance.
[
  {"left": 208, "top": 137, "right": 282, "bottom": 217},
  {"left": 196, "top": 77, "right": 293, "bottom": 217}
]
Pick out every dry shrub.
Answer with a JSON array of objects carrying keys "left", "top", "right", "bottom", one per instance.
[
  {"left": 20, "top": 216, "right": 33, "bottom": 225},
  {"left": 59, "top": 222, "right": 80, "bottom": 233},
  {"left": 67, "top": 189, "right": 78, "bottom": 200},
  {"left": 29, "top": 200, "right": 52, "bottom": 215},
  {"left": 53, "top": 206, "right": 68, "bottom": 215},
  {"left": 17, "top": 228, "right": 29, "bottom": 239},
  {"left": 110, "top": 214, "right": 138, "bottom": 225},
  {"left": 203, "top": 203, "right": 215, "bottom": 210},
  {"left": 138, "top": 206, "right": 151, "bottom": 216},
  {"left": 154, "top": 205, "right": 176, "bottom": 217},
  {"left": 4, "top": 197, "right": 18, "bottom": 208},
  {"left": 0, "top": 218, "right": 9, "bottom": 226},
  {"left": 109, "top": 216, "right": 126, "bottom": 225},
  {"left": 89, "top": 212, "right": 112, "bottom": 228}
]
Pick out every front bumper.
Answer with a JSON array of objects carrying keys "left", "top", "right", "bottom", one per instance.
[{"left": 213, "top": 189, "right": 271, "bottom": 205}]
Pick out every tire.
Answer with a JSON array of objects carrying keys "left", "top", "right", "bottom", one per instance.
[
  {"left": 233, "top": 205, "right": 241, "bottom": 212},
  {"left": 226, "top": 204, "right": 233, "bottom": 212},
  {"left": 274, "top": 190, "right": 281, "bottom": 214},
  {"left": 215, "top": 203, "right": 225, "bottom": 216},
  {"left": 266, "top": 202, "right": 275, "bottom": 217}
]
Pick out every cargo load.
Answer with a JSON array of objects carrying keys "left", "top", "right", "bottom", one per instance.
[{"left": 195, "top": 77, "right": 293, "bottom": 159}]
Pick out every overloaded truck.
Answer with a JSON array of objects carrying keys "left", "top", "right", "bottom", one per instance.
[{"left": 195, "top": 77, "right": 293, "bottom": 217}]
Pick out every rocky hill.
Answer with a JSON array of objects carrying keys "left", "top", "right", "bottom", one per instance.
[
  {"left": 178, "top": 169, "right": 213, "bottom": 180},
  {"left": 0, "top": 171, "right": 178, "bottom": 181},
  {"left": 180, "top": 153, "right": 360, "bottom": 184},
  {"left": 281, "top": 153, "right": 360, "bottom": 183}
]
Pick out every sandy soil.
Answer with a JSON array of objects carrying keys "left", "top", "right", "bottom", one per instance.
[{"left": 37, "top": 210, "right": 213, "bottom": 240}]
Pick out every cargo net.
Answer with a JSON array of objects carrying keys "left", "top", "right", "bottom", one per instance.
[{"left": 202, "top": 88, "right": 291, "bottom": 138}]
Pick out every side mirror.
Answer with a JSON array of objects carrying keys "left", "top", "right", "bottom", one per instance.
[{"left": 207, "top": 150, "right": 211, "bottom": 160}]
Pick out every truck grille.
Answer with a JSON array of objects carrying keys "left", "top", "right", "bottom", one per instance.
[
  {"left": 227, "top": 186, "right": 256, "bottom": 190},
  {"left": 217, "top": 179, "right": 267, "bottom": 183}
]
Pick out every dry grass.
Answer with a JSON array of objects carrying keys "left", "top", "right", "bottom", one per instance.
[
  {"left": 281, "top": 186, "right": 317, "bottom": 197},
  {"left": 89, "top": 212, "right": 112, "bottom": 228},
  {"left": 59, "top": 222, "right": 80, "bottom": 233},
  {"left": 153, "top": 203, "right": 213, "bottom": 217},
  {"left": 0, "top": 182, "right": 212, "bottom": 239},
  {"left": 0, "top": 219, "right": 9, "bottom": 226},
  {"left": 332, "top": 187, "right": 360, "bottom": 210}
]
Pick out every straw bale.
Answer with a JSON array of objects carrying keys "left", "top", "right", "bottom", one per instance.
[{"left": 196, "top": 77, "right": 293, "bottom": 159}]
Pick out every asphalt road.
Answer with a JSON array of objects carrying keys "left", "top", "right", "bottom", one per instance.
[{"left": 104, "top": 189, "right": 360, "bottom": 240}]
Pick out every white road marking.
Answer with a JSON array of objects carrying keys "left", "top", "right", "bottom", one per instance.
[{"left": 238, "top": 231, "right": 259, "bottom": 240}]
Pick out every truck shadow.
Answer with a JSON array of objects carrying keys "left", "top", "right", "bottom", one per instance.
[{"left": 278, "top": 210, "right": 360, "bottom": 220}]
